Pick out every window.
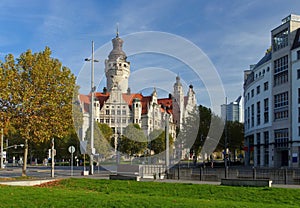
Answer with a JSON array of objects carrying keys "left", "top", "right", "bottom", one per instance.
[
  {"left": 257, "top": 86, "right": 260, "bottom": 95},
  {"left": 274, "top": 71, "right": 288, "bottom": 86},
  {"left": 274, "top": 56, "right": 288, "bottom": 86},
  {"left": 298, "top": 88, "right": 300, "bottom": 104},
  {"left": 298, "top": 69, "right": 300, "bottom": 79},
  {"left": 264, "top": 98, "right": 269, "bottom": 123},
  {"left": 117, "top": 110, "right": 121, "bottom": 115},
  {"left": 111, "top": 110, "right": 115, "bottom": 115},
  {"left": 274, "top": 110, "right": 288, "bottom": 120},
  {"left": 105, "top": 110, "right": 110, "bottom": 115},
  {"left": 100, "top": 119, "right": 104, "bottom": 123},
  {"left": 298, "top": 126, "right": 300, "bottom": 136},
  {"left": 274, "top": 55, "right": 288, "bottom": 74},
  {"left": 251, "top": 104, "right": 254, "bottom": 127},
  {"left": 297, "top": 50, "right": 300, "bottom": 60},
  {"left": 247, "top": 107, "right": 250, "bottom": 129},
  {"left": 273, "top": 29, "right": 288, "bottom": 52},
  {"left": 264, "top": 82, "right": 269, "bottom": 91},
  {"left": 122, "top": 110, "right": 126, "bottom": 115},
  {"left": 105, "top": 119, "right": 109, "bottom": 123},
  {"left": 251, "top": 89, "right": 254, "bottom": 97},
  {"left": 298, "top": 107, "right": 300, "bottom": 123},
  {"left": 264, "top": 131, "right": 269, "bottom": 165},
  {"left": 274, "top": 128, "right": 289, "bottom": 148},
  {"left": 274, "top": 91, "right": 288, "bottom": 108},
  {"left": 257, "top": 102, "right": 261, "bottom": 126},
  {"left": 257, "top": 133, "right": 261, "bottom": 165}
]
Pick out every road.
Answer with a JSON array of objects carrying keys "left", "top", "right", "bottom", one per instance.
[{"left": 0, "top": 165, "right": 113, "bottom": 179}]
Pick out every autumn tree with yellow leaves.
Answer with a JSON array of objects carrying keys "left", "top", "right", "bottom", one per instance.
[{"left": 0, "top": 47, "right": 77, "bottom": 176}]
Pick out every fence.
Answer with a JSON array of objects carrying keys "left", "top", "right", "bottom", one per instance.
[{"left": 167, "top": 166, "right": 300, "bottom": 185}]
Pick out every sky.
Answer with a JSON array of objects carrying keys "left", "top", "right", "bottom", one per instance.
[{"left": 1, "top": 0, "right": 300, "bottom": 115}]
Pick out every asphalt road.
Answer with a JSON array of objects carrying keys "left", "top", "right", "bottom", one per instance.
[{"left": 0, "top": 165, "right": 112, "bottom": 179}]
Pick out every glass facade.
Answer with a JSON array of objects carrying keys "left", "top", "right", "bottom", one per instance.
[{"left": 273, "top": 29, "right": 288, "bottom": 51}]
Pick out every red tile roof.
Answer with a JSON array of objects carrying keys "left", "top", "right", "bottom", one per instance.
[
  {"left": 158, "top": 98, "right": 173, "bottom": 114},
  {"left": 122, "top": 93, "right": 143, "bottom": 106},
  {"left": 95, "top": 92, "right": 110, "bottom": 108},
  {"left": 141, "top": 96, "right": 152, "bottom": 114},
  {"left": 79, "top": 92, "right": 173, "bottom": 115},
  {"left": 79, "top": 94, "right": 90, "bottom": 113}
]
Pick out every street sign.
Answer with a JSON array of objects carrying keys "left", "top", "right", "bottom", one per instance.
[{"left": 68, "top": 146, "right": 75, "bottom": 154}]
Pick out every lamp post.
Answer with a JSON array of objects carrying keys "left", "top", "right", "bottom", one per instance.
[
  {"left": 224, "top": 97, "right": 228, "bottom": 179},
  {"left": 85, "top": 41, "right": 99, "bottom": 175},
  {"left": 165, "top": 111, "right": 170, "bottom": 176},
  {"left": 0, "top": 128, "right": 3, "bottom": 169}
]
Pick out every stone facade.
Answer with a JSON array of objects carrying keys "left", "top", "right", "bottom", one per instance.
[{"left": 79, "top": 33, "right": 197, "bottom": 153}]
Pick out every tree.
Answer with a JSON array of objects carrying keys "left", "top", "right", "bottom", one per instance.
[
  {"left": 0, "top": 54, "right": 19, "bottom": 134},
  {"left": 119, "top": 124, "right": 147, "bottom": 156},
  {"left": 176, "top": 105, "right": 201, "bottom": 155},
  {"left": 149, "top": 129, "right": 174, "bottom": 155},
  {"left": 84, "top": 122, "right": 113, "bottom": 159},
  {"left": 2, "top": 47, "right": 76, "bottom": 176},
  {"left": 72, "top": 86, "right": 83, "bottom": 138},
  {"left": 97, "top": 123, "right": 113, "bottom": 143},
  {"left": 217, "top": 120, "right": 244, "bottom": 160}
]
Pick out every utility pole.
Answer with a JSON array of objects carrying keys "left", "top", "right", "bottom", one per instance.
[
  {"left": 0, "top": 128, "right": 3, "bottom": 169},
  {"left": 90, "top": 41, "right": 95, "bottom": 175},
  {"left": 224, "top": 97, "right": 228, "bottom": 179},
  {"left": 51, "top": 138, "right": 55, "bottom": 178},
  {"left": 85, "top": 41, "right": 99, "bottom": 175},
  {"left": 165, "top": 112, "right": 170, "bottom": 176}
]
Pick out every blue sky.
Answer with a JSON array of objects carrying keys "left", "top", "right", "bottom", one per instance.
[{"left": 1, "top": 0, "right": 300, "bottom": 114}]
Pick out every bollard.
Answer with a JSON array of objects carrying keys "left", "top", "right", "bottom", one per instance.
[
  {"left": 284, "top": 168, "right": 288, "bottom": 184},
  {"left": 200, "top": 167, "right": 202, "bottom": 181},
  {"left": 253, "top": 167, "right": 256, "bottom": 179}
]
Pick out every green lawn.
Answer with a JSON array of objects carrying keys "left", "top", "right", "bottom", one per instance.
[{"left": 0, "top": 178, "right": 299, "bottom": 207}]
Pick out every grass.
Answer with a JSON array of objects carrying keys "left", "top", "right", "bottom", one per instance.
[{"left": 0, "top": 178, "right": 299, "bottom": 207}]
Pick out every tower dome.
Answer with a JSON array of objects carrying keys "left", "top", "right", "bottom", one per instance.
[{"left": 108, "top": 34, "right": 127, "bottom": 61}]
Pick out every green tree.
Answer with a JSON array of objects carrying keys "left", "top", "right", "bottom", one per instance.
[
  {"left": 149, "top": 129, "right": 174, "bottom": 155},
  {"left": 2, "top": 47, "right": 76, "bottom": 176},
  {"left": 217, "top": 120, "right": 244, "bottom": 159},
  {"left": 84, "top": 122, "right": 113, "bottom": 159},
  {"left": 72, "top": 87, "right": 83, "bottom": 137},
  {"left": 177, "top": 105, "right": 202, "bottom": 155},
  {"left": 98, "top": 123, "right": 113, "bottom": 143},
  {"left": 119, "top": 124, "right": 147, "bottom": 156}
]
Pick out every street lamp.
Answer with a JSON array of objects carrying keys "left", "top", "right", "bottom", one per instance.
[
  {"left": 0, "top": 128, "right": 3, "bottom": 169},
  {"left": 85, "top": 41, "right": 99, "bottom": 175}
]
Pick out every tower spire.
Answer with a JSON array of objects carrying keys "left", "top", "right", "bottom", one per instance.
[{"left": 116, "top": 23, "right": 119, "bottom": 38}]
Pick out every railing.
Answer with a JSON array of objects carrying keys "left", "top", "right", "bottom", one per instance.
[{"left": 167, "top": 166, "right": 300, "bottom": 185}]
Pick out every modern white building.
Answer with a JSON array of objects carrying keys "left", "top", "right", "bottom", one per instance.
[
  {"left": 244, "top": 14, "right": 300, "bottom": 167},
  {"left": 221, "top": 96, "right": 244, "bottom": 123},
  {"left": 79, "top": 32, "right": 197, "bottom": 154}
]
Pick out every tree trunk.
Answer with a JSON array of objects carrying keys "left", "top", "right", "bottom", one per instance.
[{"left": 22, "top": 139, "right": 28, "bottom": 176}]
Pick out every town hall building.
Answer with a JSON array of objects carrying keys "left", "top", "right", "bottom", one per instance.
[{"left": 79, "top": 32, "right": 197, "bottom": 148}]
